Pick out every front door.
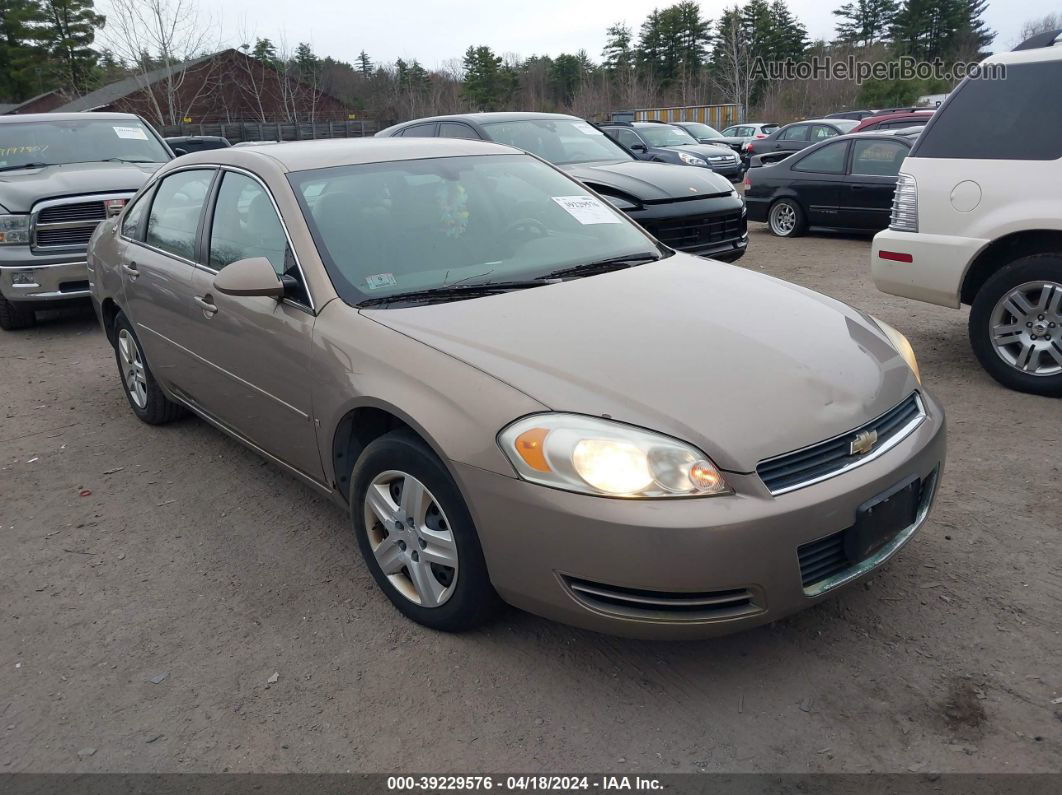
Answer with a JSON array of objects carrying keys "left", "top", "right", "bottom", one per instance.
[
  {"left": 184, "top": 169, "right": 324, "bottom": 482},
  {"left": 119, "top": 168, "right": 217, "bottom": 392},
  {"left": 841, "top": 138, "right": 908, "bottom": 230},
  {"left": 787, "top": 141, "right": 849, "bottom": 226}
]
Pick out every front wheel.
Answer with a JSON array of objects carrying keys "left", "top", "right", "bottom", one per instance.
[
  {"left": 768, "top": 198, "right": 806, "bottom": 238},
  {"left": 0, "top": 297, "right": 36, "bottom": 330},
  {"left": 112, "top": 312, "right": 187, "bottom": 423},
  {"left": 969, "top": 254, "right": 1062, "bottom": 397},
  {"left": 350, "top": 430, "right": 502, "bottom": 631}
]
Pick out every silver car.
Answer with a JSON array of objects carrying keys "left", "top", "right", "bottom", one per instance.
[{"left": 88, "top": 138, "right": 945, "bottom": 639}]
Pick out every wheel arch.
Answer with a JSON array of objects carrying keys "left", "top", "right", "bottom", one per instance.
[
  {"left": 960, "top": 230, "right": 1062, "bottom": 305},
  {"left": 99, "top": 297, "right": 122, "bottom": 345}
]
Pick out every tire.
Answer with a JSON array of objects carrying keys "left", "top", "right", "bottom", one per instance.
[
  {"left": 112, "top": 312, "right": 186, "bottom": 423},
  {"left": 968, "top": 254, "right": 1062, "bottom": 397},
  {"left": 350, "top": 430, "right": 502, "bottom": 631},
  {"left": 767, "top": 198, "right": 806, "bottom": 238},
  {"left": 0, "top": 296, "right": 36, "bottom": 330}
]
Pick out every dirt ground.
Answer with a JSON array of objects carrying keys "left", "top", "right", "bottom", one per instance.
[{"left": 1, "top": 224, "right": 1060, "bottom": 774}]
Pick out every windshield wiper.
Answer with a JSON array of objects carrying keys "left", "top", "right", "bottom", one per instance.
[
  {"left": 540, "top": 252, "right": 662, "bottom": 280},
  {"left": 99, "top": 158, "right": 159, "bottom": 164},
  {"left": 357, "top": 280, "right": 546, "bottom": 308},
  {"left": 0, "top": 162, "right": 51, "bottom": 173}
]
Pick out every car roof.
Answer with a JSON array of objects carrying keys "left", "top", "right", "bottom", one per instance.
[
  {"left": 389, "top": 112, "right": 581, "bottom": 128},
  {"left": 0, "top": 112, "right": 143, "bottom": 124},
  {"left": 171, "top": 136, "right": 521, "bottom": 172}
]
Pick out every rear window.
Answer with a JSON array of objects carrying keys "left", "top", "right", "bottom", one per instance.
[{"left": 914, "top": 61, "right": 1062, "bottom": 160}]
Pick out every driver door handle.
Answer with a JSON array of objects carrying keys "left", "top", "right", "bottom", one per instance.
[
  {"left": 194, "top": 294, "right": 218, "bottom": 316},
  {"left": 122, "top": 261, "right": 139, "bottom": 280}
]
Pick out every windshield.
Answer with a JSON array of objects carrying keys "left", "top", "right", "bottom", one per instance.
[
  {"left": 0, "top": 118, "right": 170, "bottom": 169},
  {"left": 638, "top": 125, "right": 699, "bottom": 147},
  {"left": 681, "top": 123, "right": 723, "bottom": 140},
  {"left": 833, "top": 120, "right": 860, "bottom": 133},
  {"left": 289, "top": 154, "right": 660, "bottom": 305},
  {"left": 480, "top": 119, "right": 630, "bottom": 165}
]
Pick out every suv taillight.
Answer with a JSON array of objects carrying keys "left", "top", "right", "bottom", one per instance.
[{"left": 890, "top": 173, "right": 918, "bottom": 232}]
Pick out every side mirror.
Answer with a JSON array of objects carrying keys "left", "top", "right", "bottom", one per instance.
[
  {"left": 630, "top": 143, "right": 647, "bottom": 153},
  {"left": 213, "top": 257, "right": 285, "bottom": 298}
]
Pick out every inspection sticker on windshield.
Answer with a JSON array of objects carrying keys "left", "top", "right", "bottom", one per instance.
[
  {"left": 572, "top": 121, "right": 600, "bottom": 135},
  {"left": 365, "top": 272, "right": 398, "bottom": 290},
  {"left": 113, "top": 126, "right": 148, "bottom": 140},
  {"left": 552, "top": 195, "right": 620, "bottom": 224}
]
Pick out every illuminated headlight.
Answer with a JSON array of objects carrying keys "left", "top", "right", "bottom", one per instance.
[
  {"left": 498, "top": 414, "right": 731, "bottom": 498},
  {"left": 0, "top": 214, "right": 30, "bottom": 245},
  {"left": 677, "top": 151, "right": 708, "bottom": 167},
  {"left": 871, "top": 317, "right": 921, "bottom": 384}
]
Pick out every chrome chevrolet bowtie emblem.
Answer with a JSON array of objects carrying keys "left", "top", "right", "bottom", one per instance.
[{"left": 849, "top": 429, "right": 879, "bottom": 456}]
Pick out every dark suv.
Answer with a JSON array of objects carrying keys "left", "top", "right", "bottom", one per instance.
[
  {"left": 378, "top": 113, "right": 747, "bottom": 262},
  {"left": 600, "top": 121, "right": 742, "bottom": 180}
]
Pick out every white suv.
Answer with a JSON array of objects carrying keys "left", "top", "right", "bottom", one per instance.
[{"left": 872, "top": 30, "right": 1062, "bottom": 397}]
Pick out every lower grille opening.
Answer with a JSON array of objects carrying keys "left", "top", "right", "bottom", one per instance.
[
  {"left": 562, "top": 576, "right": 762, "bottom": 622},
  {"left": 641, "top": 210, "right": 746, "bottom": 252},
  {"left": 59, "top": 280, "right": 90, "bottom": 294}
]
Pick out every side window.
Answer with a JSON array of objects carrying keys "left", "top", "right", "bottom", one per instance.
[
  {"left": 402, "top": 123, "right": 436, "bottom": 137},
  {"left": 779, "top": 125, "right": 808, "bottom": 141},
  {"left": 438, "top": 122, "right": 481, "bottom": 140},
  {"left": 851, "top": 140, "right": 908, "bottom": 176},
  {"left": 614, "top": 128, "right": 643, "bottom": 148},
  {"left": 721, "top": 126, "right": 737, "bottom": 136},
  {"left": 792, "top": 141, "right": 849, "bottom": 174},
  {"left": 145, "top": 169, "right": 214, "bottom": 260},
  {"left": 121, "top": 189, "right": 152, "bottom": 239},
  {"left": 812, "top": 125, "right": 838, "bottom": 140}
]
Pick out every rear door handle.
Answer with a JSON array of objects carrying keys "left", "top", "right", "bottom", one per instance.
[
  {"left": 122, "top": 261, "right": 139, "bottom": 280},
  {"left": 850, "top": 184, "right": 867, "bottom": 191},
  {"left": 194, "top": 295, "right": 218, "bottom": 315}
]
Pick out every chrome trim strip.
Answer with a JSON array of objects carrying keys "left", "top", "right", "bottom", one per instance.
[
  {"left": 760, "top": 393, "right": 927, "bottom": 496},
  {"left": 803, "top": 467, "right": 939, "bottom": 597},
  {"left": 11, "top": 289, "right": 91, "bottom": 300},
  {"left": 138, "top": 322, "right": 310, "bottom": 420}
]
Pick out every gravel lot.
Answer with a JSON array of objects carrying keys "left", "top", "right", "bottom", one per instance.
[{"left": 1, "top": 223, "right": 1060, "bottom": 774}]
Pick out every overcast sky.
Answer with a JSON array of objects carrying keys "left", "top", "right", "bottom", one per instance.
[{"left": 209, "top": 0, "right": 1055, "bottom": 69}]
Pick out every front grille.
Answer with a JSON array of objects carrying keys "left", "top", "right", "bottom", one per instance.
[
  {"left": 35, "top": 226, "right": 97, "bottom": 248},
  {"left": 709, "top": 154, "right": 737, "bottom": 164},
  {"left": 563, "top": 576, "right": 762, "bottom": 622},
  {"left": 37, "top": 202, "right": 107, "bottom": 225},
  {"left": 642, "top": 210, "right": 745, "bottom": 251},
  {"left": 757, "top": 393, "right": 924, "bottom": 495}
]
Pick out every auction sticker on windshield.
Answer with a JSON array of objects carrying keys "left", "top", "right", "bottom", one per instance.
[
  {"left": 113, "top": 126, "right": 148, "bottom": 140},
  {"left": 573, "top": 121, "right": 600, "bottom": 135},
  {"left": 552, "top": 195, "right": 621, "bottom": 225}
]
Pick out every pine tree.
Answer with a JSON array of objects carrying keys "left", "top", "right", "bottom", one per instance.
[
  {"left": 767, "top": 0, "right": 807, "bottom": 60},
  {"left": 462, "top": 45, "right": 504, "bottom": 110},
  {"left": 252, "top": 37, "right": 277, "bottom": 64},
  {"left": 294, "top": 42, "right": 319, "bottom": 84},
  {"left": 891, "top": 0, "right": 994, "bottom": 60},
  {"left": 40, "top": 0, "right": 103, "bottom": 95},
  {"left": 0, "top": 0, "right": 50, "bottom": 100},
  {"left": 601, "top": 22, "right": 634, "bottom": 74},
  {"left": 833, "top": 0, "right": 899, "bottom": 48},
  {"left": 356, "top": 50, "right": 372, "bottom": 78}
]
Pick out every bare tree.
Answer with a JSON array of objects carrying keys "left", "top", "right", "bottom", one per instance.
[
  {"left": 99, "top": 0, "right": 222, "bottom": 126},
  {"left": 1019, "top": 14, "right": 1061, "bottom": 44},
  {"left": 711, "top": 8, "right": 754, "bottom": 116}
]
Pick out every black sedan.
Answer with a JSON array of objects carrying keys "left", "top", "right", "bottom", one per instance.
[
  {"left": 744, "top": 133, "right": 913, "bottom": 237},
  {"left": 745, "top": 119, "right": 859, "bottom": 165},
  {"left": 377, "top": 112, "right": 748, "bottom": 261}
]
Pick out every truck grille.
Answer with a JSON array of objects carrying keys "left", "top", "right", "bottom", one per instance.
[
  {"left": 642, "top": 210, "right": 745, "bottom": 251},
  {"left": 32, "top": 195, "right": 131, "bottom": 251},
  {"left": 757, "top": 394, "right": 925, "bottom": 495}
]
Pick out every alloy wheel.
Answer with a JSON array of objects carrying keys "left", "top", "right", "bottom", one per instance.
[
  {"left": 769, "top": 202, "right": 796, "bottom": 236},
  {"left": 989, "top": 280, "right": 1062, "bottom": 376},
  {"left": 117, "top": 328, "right": 148, "bottom": 408},
  {"left": 363, "top": 470, "right": 459, "bottom": 607}
]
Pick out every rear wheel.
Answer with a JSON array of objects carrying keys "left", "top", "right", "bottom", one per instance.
[
  {"left": 0, "top": 297, "right": 36, "bottom": 330},
  {"left": 768, "top": 198, "right": 806, "bottom": 238},
  {"left": 969, "top": 254, "right": 1062, "bottom": 397}
]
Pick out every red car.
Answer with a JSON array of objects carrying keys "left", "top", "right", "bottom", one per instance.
[{"left": 851, "top": 111, "right": 934, "bottom": 133}]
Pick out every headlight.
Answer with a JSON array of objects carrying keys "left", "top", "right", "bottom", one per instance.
[
  {"left": 0, "top": 214, "right": 30, "bottom": 245},
  {"left": 677, "top": 151, "right": 707, "bottom": 166},
  {"left": 872, "top": 317, "right": 921, "bottom": 384},
  {"left": 498, "top": 414, "right": 731, "bottom": 498}
]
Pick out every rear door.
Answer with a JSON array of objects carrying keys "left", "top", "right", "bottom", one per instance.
[
  {"left": 841, "top": 138, "right": 909, "bottom": 230},
  {"left": 184, "top": 168, "right": 324, "bottom": 482},
  {"left": 437, "top": 121, "right": 483, "bottom": 140},
  {"left": 119, "top": 167, "right": 217, "bottom": 392},
  {"left": 773, "top": 124, "right": 809, "bottom": 153},
  {"left": 787, "top": 140, "right": 850, "bottom": 226}
]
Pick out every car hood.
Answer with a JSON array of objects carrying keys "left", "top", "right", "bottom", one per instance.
[
  {"left": 362, "top": 253, "right": 919, "bottom": 473},
  {"left": 0, "top": 161, "right": 163, "bottom": 213},
  {"left": 558, "top": 160, "right": 733, "bottom": 202}
]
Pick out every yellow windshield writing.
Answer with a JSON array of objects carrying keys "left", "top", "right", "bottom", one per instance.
[{"left": 0, "top": 145, "right": 49, "bottom": 156}]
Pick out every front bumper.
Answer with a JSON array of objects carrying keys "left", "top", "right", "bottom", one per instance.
[
  {"left": 454, "top": 391, "right": 945, "bottom": 639},
  {"left": 709, "top": 163, "right": 742, "bottom": 180},
  {"left": 871, "top": 229, "right": 988, "bottom": 309},
  {"left": 0, "top": 247, "right": 91, "bottom": 304}
]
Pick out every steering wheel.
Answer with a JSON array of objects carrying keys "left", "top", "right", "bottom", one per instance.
[{"left": 503, "top": 217, "right": 549, "bottom": 240}]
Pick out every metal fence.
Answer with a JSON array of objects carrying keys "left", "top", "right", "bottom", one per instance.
[
  {"left": 159, "top": 119, "right": 378, "bottom": 143},
  {"left": 622, "top": 104, "right": 742, "bottom": 129}
]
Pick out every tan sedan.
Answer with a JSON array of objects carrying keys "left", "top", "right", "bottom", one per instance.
[{"left": 88, "top": 138, "right": 945, "bottom": 639}]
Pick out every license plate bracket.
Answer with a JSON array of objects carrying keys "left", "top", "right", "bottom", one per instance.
[{"left": 845, "top": 475, "right": 921, "bottom": 563}]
